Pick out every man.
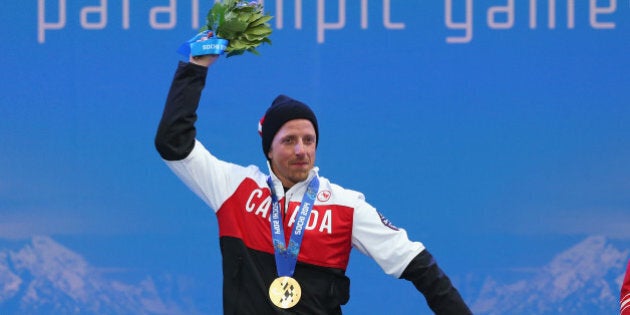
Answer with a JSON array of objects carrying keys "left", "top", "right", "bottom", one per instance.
[
  {"left": 155, "top": 53, "right": 472, "bottom": 314},
  {"left": 622, "top": 259, "right": 630, "bottom": 315}
]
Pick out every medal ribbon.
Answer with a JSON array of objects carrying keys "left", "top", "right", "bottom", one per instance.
[{"left": 267, "top": 176, "right": 319, "bottom": 277}]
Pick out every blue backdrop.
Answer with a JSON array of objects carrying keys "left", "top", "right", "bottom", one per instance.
[{"left": 1, "top": 1, "right": 629, "bottom": 314}]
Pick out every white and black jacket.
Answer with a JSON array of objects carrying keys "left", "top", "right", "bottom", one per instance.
[{"left": 155, "top": 61, "right": 472, "bottom": 315}]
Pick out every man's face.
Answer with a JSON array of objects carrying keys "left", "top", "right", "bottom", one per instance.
[{"left": 267, "top": 119, "right": 317, "bottom": 188}]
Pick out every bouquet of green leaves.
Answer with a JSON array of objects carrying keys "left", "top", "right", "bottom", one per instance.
[{"left": 201, "top": 0, "right": 273, "bottom": 57}]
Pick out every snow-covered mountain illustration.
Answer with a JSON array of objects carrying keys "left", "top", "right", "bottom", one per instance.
[
  {"left": 0, "top": 236, "right": 209, "bottom": 315},
  {"left": 471, "top": 235, "right": 629, "bottom": 315},
  {"left": 1, "top": 235, "right": 627, "bottom": 314}
]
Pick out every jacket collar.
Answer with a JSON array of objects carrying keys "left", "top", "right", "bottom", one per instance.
[{"left": 266, "top": 162, "right": 319, "bottom": 198}]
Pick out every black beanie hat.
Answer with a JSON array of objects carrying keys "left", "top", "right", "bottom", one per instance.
[{"left": 259, "top": 95, "right": 319, "bottom": 158}]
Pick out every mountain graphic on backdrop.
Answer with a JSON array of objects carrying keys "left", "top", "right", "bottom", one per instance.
[
  {"left": 0, "top": 235, "right": 628, "bottom": 314},
  {"left": 0, "top": 236, "right": 210, "bottom": 315},
  {"left": 470, "top": 235, "right": 629, "bottom": 315}
]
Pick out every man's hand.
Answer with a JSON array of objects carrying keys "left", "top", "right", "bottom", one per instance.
[
  {"left": 189, "top": 54, "right": 219, "bottom": 68},
  {"left": 188, "top": 31, "right": 220, "bottom": 68}
]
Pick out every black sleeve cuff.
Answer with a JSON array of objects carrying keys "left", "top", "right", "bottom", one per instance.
[
  {"left": 155, "top": 62, "right": 209, "bottom": 160},
  {"left": 400, "top": 250, "right": 473, "bottom": 315}
]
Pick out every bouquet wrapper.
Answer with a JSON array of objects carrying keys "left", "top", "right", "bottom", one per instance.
[{"left": 177, "top": 31, "right": 229, "bottom": 57}]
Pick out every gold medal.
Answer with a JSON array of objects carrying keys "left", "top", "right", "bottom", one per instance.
[{"left": 268, "top": 276, "right": 302, "bottom": 309}]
